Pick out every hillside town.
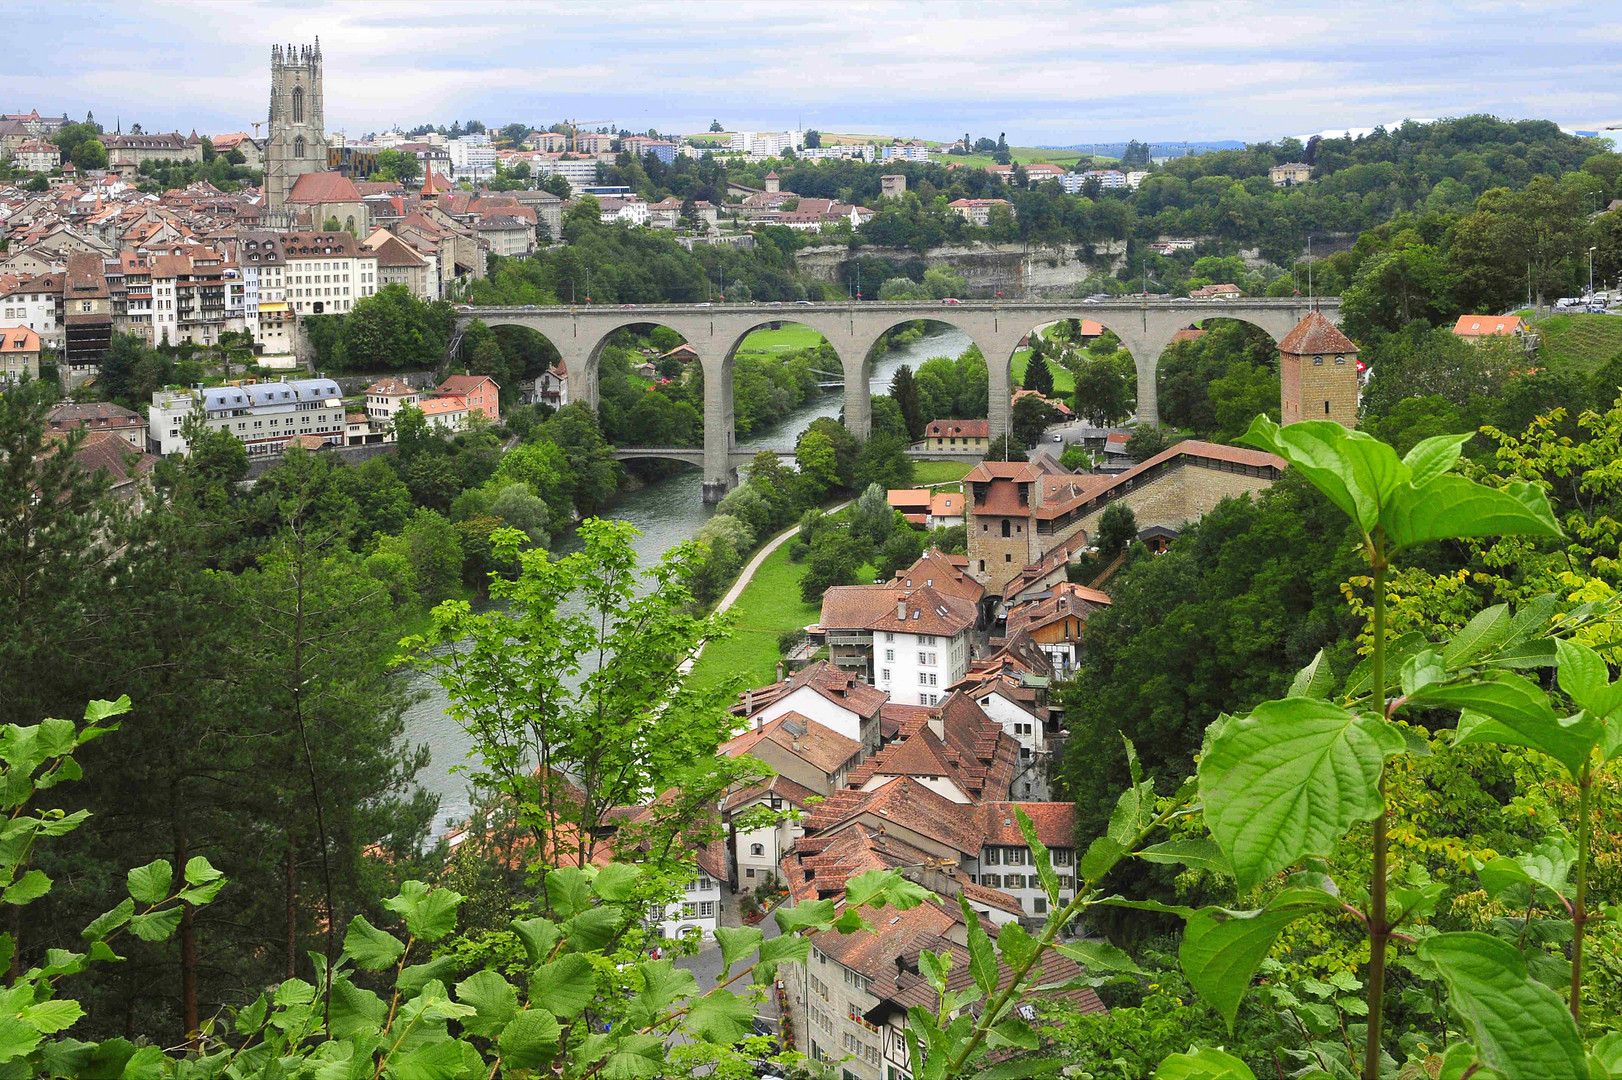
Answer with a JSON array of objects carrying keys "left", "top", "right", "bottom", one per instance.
[{"left": 5, "top": 12, "right": 1622, "bottom": 1080}]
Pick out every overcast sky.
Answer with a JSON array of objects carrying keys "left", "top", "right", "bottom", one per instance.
[{"left": 9, "top": 1, "right": 1621, "bottom": 145}]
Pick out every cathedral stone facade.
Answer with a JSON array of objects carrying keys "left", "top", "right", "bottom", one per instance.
[{"left": 264, "top": 41, "right": 328, "bottom": 210}]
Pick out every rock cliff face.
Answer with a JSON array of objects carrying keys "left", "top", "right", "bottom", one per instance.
[{"left": 795, "top": 241, "right": 1129, "bottom": 298}]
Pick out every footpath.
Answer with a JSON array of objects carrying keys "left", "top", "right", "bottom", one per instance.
[{"left": 679, "top": 500, "right": 849, "bottom": 677}]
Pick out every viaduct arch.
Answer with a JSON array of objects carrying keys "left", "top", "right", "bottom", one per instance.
[{"left": 462, "top": 298, "right": 1341, "bottom": 502}]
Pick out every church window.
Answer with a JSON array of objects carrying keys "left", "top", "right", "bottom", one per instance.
[
  {"left": 294, "top": 136, "right": 306, "bottom": 159},
  {"left": 292, "top": 86, "right": 304, "bottom": 124}
]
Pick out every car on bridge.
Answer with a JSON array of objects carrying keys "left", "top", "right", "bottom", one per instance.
[{"left": 941, "top": 297, "right": 962, "bottom": 305}]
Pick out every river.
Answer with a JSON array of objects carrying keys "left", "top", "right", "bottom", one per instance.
[{"left": 399, "top": 323, "right": 973, "bottom": 834}]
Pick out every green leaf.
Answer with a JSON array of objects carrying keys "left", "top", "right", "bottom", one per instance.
[
  {"left": 1238, "top": 416, "right": 1406, "bottom": 535},
  {"left": 1180, "top": 889, "right": 1339, "bottom": 1032},
  {"left": 590, "top": 862, "right": 640, "bottom": 902},
  {"left": 685, "top": 988, "right": 754, "bottom": 1044},
  {"left": 1138, "top": 839, "right": 1232, "bottom": 875},
  {"left": 21, "top": 999, "right": 83, "bottom": 1035},
  {"left": 920, "top": 949, "right": 951, "bottom": 993},
  {"left": 1287, "top": 649, "right": 1334, "bottom": 699},
  {"left": 1154, "top": 1046, "right": 1259, "bottom": 1079},
  {"left": 1474, "top": 832, "right": 1576, "bottom": 904},
  {"left": 1423, "top": 671, "right": 1602, "bottom": 778},
  {"left": 233, "top": 994, "right": 268, "bottom": 1035},
  {"left": 774, "top": 897, "right": 836, "bottom": 934},
  {"left": 960, "top": 894, "right": 999, "bottom": 995},
  {"left": 1418, "top": 932, "right": 1588, "bottom": 1080},
  {"left": 183, "top": 857, "right": 224, "bottom": 889},
  {"left": 83, "top": 696, "right": 133, "bottom": 723},
  {"left": 758, "top": 933, "right": 811, "bottom": 967},
  {"left": 1381, "top": 475, "right": 1562, "bottom": 552},
  {"left": 1400, "top": 650, "right": 1449, "bottom": 697},
  {"left": 545, "top": 867, "right": 594, "bottom": 919},
  {"left": 511, "top": 916, "right": 559, "bottom": 965},
  {"left": 274, "top": 978, "right": 316, "bottom": 1005},
  {"left": 3, "top": 870, "right": 51, "bottom": 906},
  {"left": 560, "top": 905, "right": 621, "bottom": 953},
  {"left": 1443, "top": 604, "right": 1512, "bottom": 669},
  {"left": 383, "top": 880, "right": 463, "bottom": 943},
  {"left": 1078, "top": 834, "right": 1128, "bottom": 882},
  {"left": 1200, "top": 697, "right": 1402, "bottom": 890},
  {"left": 0, "top": 1013, "right": 41, "bottom": 1064},
  {"left": 35, "top": 718, "right": 77, "bottom": 758},
  {"left": 126, "top": 859, "right": 172, "bottom": 905},
  {"left": 498, "top": 1008, "right": 560, "bottom": 1070},
  {"left": 1403, "top": 433, "right": 1472, "bottom": 488},
  {"left": 971, "top": 1059, "right": 1069, "bottom": 1080},
  {"left": 118, "top": 1044, "right": 167, "bottom": 1079},
  {"left": 988, "top": 1016, "right": 1038, "bottom": 1050},
  {"left": 1556, "top": 639, "right": 1622, "bottom": 717},
  {"left": 128, "top": 907, "right": 183, "bottom": 942},
  {"left": 398, "top": 956, "right": 460, "bottom": 999},
  {"left": 328, "top": 978, "right": 388, "bottom": 1039},
  {"left": 343, "top": 915, "right": 406, "bottom": 970},
  {"left": 454, "top": 969, "right": 517, "bottom": 1039},
  {"left": 1014, "top": 807, "right": 1061, "bottom": 903},
  {"left": 528, "top": 953, "right": 594, "bottom": 1018},
  {"left": 713, "top": 926, "right": 762, "bottom": 978},
  {"left": 995, "top": 921, "right": 1038, "bottom": 971},
  {"left": 1054, "top": 940, "right": 1145, "bottom": 974},
  {"left": 386, "top": 1039, "right": 465, "bottom": 1080}
]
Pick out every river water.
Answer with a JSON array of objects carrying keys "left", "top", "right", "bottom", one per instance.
[{"left": 399, "top": 324, "right": 973, "bottom": 834}]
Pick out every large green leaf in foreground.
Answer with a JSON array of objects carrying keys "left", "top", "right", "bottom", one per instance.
[{"left": 1200, "top": 697, "right": 1403, "bottom": 890}]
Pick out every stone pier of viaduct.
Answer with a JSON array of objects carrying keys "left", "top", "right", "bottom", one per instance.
[{"left": 458, "top": 298, "right": 1340, "bottom": 502}]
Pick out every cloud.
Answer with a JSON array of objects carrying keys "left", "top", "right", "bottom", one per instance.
[{"left": 15, "top": 0, "right": 1622, "bottom": 142}]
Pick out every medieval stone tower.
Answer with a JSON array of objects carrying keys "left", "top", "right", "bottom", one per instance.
[
  {"left": 264, "top": 40, "right": 328, "bottom": 210},
  {"left": 1278, "top": 310, "right": 1360, "bottom": 428}
]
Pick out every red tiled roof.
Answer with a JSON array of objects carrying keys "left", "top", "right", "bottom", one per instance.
[
  {"left": 1279, "top": 311, "right": 1359, "bottom": 354},
  {"left": 285, "top": 172, "right": 364, "bottom": 205},
  {"left": 1452, "top": 314, "right": 1522, "bottom": 338},
  {"left": 925, "top": 418, "right": 989, "bottom": 439},
  {"left": 977, "top": 802, "right": 1075, "bottom": 847},
  {"left": 720, "top": 710, "right": 863, "bottom": 775}
]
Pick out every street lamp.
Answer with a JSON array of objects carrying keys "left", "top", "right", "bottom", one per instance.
[{"left": 1591, "top": 246, "right": 1598, "bottom": 298}]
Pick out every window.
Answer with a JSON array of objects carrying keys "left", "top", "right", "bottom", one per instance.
[
  {"left": 984, "top": 848, "right": 1000, "bottom": 865},
  {"left": 681, "top": 903, "right": 696, "bottom": 917},
  {"left": 1005, "top": 553, "right": 1012, "bottom": 562},
  {"left": 291, "top": 85, "right": 304, "bottom": 123},
  {"left": 1004, "top": 873, "right": 1026, "bottom": 889},
  {"left": 881, "top": 669, "right": 890, "bottom": 682},
  {"left": 919, "top": 694, "right": 930, "bottom": 705},
  {"left": 1052, "top": 849, "right": 1072, "bottom": 866},
  {"left": 981, "top": 873, "right": 1000, "bottom": 888},
  {"left": 885, "top": 632, "right": 894, "bottom": 643},
  {"left": 750, "top": 843, "right": 764, "bottom": 856},
  {"left": 928, "top": 674, "right": 937, "bottom": 686},
  {"left": 1001, "top": 518, "right": 1011, "bottom": 537},
  {"left": 1325, "top": 400, "right": 1332, "bottom": 415},
  {"left": 843, "top": 969, "right": 870, "bottom": 992},
  {"left": 918, "top": 652, "right": 928, "bottom": 666},
  {"left": 929, "top": 694, "right": 938, "bottom": 705},
  {"left": 884, "top": 649, "right": 894, "bottom": 661},
  {"left": 978, "top": 560, "right": 985, "bottom": 572},
  {"left": 1033, "top": 897, "right": 1047, "bottom": 914},
  {"left": 1313, "top": 355, "right": 1324, "bottom": 365},
  {"left": 1005, "top": 848, "right": 1027, "bottom": 866},
  {"left": 699, "top": 901, "right": 714, "bottom": 918},
  {"left": 745, "top": 868, "right": 756, "bottom": 878},
  {"left": 294, "top": 135, "right": 306, "bottom": 159}
]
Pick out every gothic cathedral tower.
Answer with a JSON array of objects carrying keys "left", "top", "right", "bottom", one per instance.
[{"left": 264, "top": 40, "right": 328, "bottom": 209}]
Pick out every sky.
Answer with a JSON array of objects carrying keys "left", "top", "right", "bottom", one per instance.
[{"left": 8, "top": 1, "right": 1621, "bottom": 146}]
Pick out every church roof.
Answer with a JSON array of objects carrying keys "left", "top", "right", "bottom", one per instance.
[
  {"left": 1278, "top": 311, "right": 1359, "bottom": 355},
  {"left": 421, "top": 163, "right": 450, "bottom": 197},
  {"left": 285, "top": 172, "right": 363, "bottom": 205}
]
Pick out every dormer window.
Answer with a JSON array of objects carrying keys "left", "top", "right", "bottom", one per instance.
[{"left": 1313, "top": 355, "right": 1324, "bottom": 365}]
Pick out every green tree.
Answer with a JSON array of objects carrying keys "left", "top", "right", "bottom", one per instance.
[
  {"left": 852, "top": 432, "right": 916, "bottom": 491},
  {"left": 72, "top": 137, "right": 109, "bottom": 171},
  {"left": 800, "top": 527, "right": 863, "bottom": 602},
  {"left": 889, "top": 364, "right": 926, "bottom": 441},
  {"left": 542, "top": 404, "right": 621, "bottom": 515},
  {"left": 1207, "top": 360, "right": 1280, "bottom": 443},
  {"left": 1095, "top": 502, "right": 1138, "bottom": 557},
  {"left": 794, "top": 429, "right": 840, "bottom": 499},
  {"left": 411, "top": 519, "right": 760, "bottom": 871},
  {"left": 1011, "top": 393, "right": 1058, "bottom": 448},
  {"left": 333, "top": 285, "right": 454, "bottom": 372},
  {"left": 373, "top": 147, "right": 422, "bottom": 184},
  {"left": 1072, "top": 355, "right": 1133, "bottom": 426},
  {"left": 1023, "top": 350, "right": 1055, "bottom": 397},
  {"left": 875, "top": 526, "right": 925, "bottom": 581},
  {"left": 1125, "top": 425, "right": 1175, "bottom": 462}
]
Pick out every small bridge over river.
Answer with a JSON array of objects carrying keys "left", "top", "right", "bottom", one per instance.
[{"left": 459, "top": 298, "right": 1339, "bottom": 501}]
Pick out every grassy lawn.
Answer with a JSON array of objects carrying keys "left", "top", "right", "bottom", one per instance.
[
  {"left": 1009, "top": 348, "right": 1076, "bottom": 394},
  {"left": 908, "top": 460, "right": 974, "bottom": 487},
  {"left": 1517, "top": 311, "right": 1622, "bottom": 372},
  {"left": 733, "top": 323, "right": 829, "bottom": 360},
  {"left": 686, "top": 542, "right": 876, "bottom": 695}
]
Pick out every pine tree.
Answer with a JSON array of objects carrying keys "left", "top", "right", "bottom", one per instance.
[
  {"left": 1024, "top": 350, "right": 1055, "bottom": 397},
  {"left": 888, "top": 364, "right": 925, "bottom": 441}
]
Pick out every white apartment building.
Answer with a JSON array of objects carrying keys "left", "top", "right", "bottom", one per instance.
[
  {"left": 0, "top": 274, "right": 63, "bottom": 346},
  {"left": 236, "top": 233, "right": 293, "bottom": 362},
  {"left": 728, "top": 130, "right": 805, "bottom": 157},
  {"left": 649, "top": 862, "right": 723, "bottom": 942},
  {"left": 447, "top": 137, "right": 496, "bottom": 183},
  {"left": 799, "top": 144, "right": 878, "bottom": 162},
  {"left": 280, "top": 231, "right": 379, "bottom": 317},
  {"left": 363, "top": 378, "right": 420, "bottom": 426},
  {"left": 870, "top": 589, "right": 974, "bottom": 706},
  {"left": 597, "top": 197, "right": 649, "bottom": 227},
  {"left": 149, "top": 377, "right": 346, "bottom": 457},
  {"left": 535, "top": 155, "right": 609, "bottom": 189}
]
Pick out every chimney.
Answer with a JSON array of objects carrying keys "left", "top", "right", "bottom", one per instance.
[
  {"left": 897, "top": 597, "right": 907, "bottom": 621},
  {"left": 927, "top": 710, "right": 945, "bottom": 742}
]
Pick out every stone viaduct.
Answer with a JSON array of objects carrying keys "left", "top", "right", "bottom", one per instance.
[{"left": 459, "top": 297, "right": 1341, "bottom": 501}]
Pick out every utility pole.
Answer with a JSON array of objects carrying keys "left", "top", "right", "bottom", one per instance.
[
  {"left": 1306, "top": 234, "right": 1313, "bottom": 307},
  {"left": 1591, "top": 246, "right": 1598, "bottom": 298}
]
